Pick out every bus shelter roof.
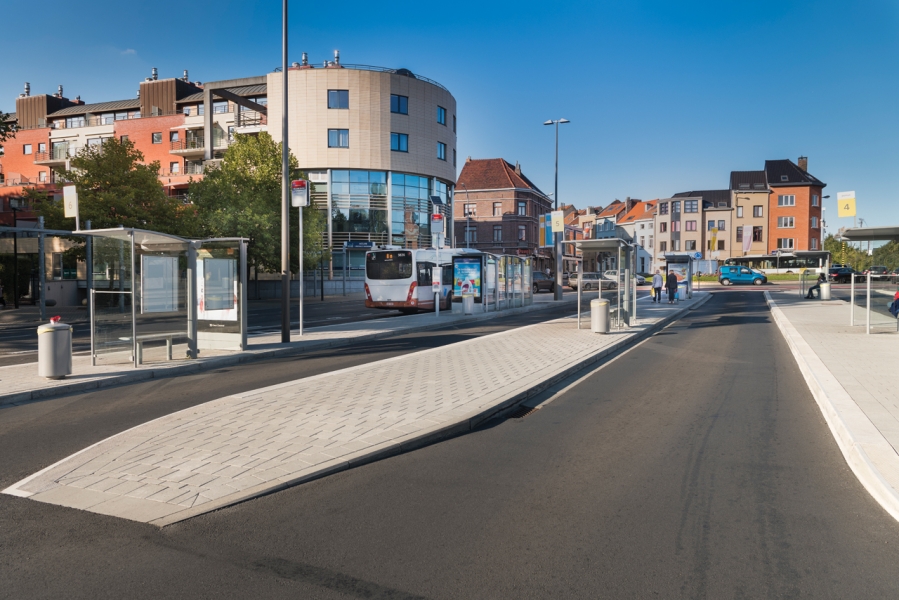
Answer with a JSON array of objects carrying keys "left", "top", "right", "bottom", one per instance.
[
  {"left": 75, "top": 228, "right": 248, "bottom": 250},
  {"left": 574, "top": 238, "right": 632, "bottom": 251},
  {"left": 662, "top": 252, "right": 695, "bottom": 264},
  {"left": 840, "top": 226, "right": 899, "bottom": 242}
]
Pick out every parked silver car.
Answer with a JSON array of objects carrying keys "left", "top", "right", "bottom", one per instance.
[{"left": 569, "top": 272, "right": 617, "bottom": 291}]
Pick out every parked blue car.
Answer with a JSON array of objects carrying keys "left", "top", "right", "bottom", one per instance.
[{"left": 718, "top": 265, "right": 767, "bottom": 286}]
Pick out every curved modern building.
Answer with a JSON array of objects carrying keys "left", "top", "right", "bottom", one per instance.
[{"left": 267, "top": 56, "right": 457, "bottom": 250}]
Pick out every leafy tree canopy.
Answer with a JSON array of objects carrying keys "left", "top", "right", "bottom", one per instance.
[
  {"left": 189, "top": 131, "right": 329, "bottom": 273},
  {"left": 0, "top": 111, "right": 13, "bottom": 151}
]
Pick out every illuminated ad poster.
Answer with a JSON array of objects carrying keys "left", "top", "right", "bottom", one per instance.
[
  {"left": 453, "top": 257, "right": 482, "bottom": 298},
  {"left": 197, "top": 257, "right": 238, "bottom": 321}
]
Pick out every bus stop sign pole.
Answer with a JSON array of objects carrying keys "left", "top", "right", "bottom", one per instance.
[{"left": 292, "top": 180, "right": 309, "bottom": 336}]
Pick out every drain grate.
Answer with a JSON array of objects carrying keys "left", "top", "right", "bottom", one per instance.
[{"left": 509, "top": 405, "right": 539, "bottom": 419}]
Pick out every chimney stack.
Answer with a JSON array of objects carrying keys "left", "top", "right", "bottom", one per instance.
[
  {"left": 514, "top": 161, "right": 522, "bottom": 175},
  {"left": 302, "top": 52, "right": 308, "bottom": 66},
  {"left": 151, "top": 67, "right": 158, "bottom": 81},
  {"left": 334, "top": 49, "right": 340, "bottom": 65},
  {"left": 57, "top": 85, "right": 63, "bottom": 98},
  {"left": 23, "top": 82, "right": 30, "bottom": 97},
  {"left": 183, "top": 69, "right": 189, "bottom": 81},
  {"left": 798, "top": 156, "right": 808, "bottom": 172}
]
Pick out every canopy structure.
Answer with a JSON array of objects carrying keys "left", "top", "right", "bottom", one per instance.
[
  {"left": 573, "top": 238, "right": 636, "bottom": 329},
  {"left": 79, "top": 227, "right": 247, "bottom": 368},
  {"left": 840, "top": 226, "right": 899, "bottom": 242}
]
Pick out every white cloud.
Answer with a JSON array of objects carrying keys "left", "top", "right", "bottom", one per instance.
[{"left": 121, "top": 48, "right": 136, "bottom": 55}]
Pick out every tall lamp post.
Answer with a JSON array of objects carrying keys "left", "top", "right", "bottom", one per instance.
[
  {"left": 461, "top": 182, "right": 472, "bottom": 248},
  {"left": 9, "top": 198, "right": 22, "bottom": 309},
  {"left": 544, "top": 118, "right": 569, "bottom": 301},
  {"left": 279, "top": 0, "right": 290, "bottom": 343}
]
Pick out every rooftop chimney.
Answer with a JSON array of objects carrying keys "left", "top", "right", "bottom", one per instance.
[
  {"left": 23, "top": 82, "right": 30, "bottom": 97},
  {"left": 798, "top": 156, "right": 808, "bottom": 172},
  {"left": 302, "top": 52, "right": 308, "bottom": 66},
  {"left": 514, "top": 161, "right": 522, "bottom": 175},
  {"left": 182, "top": 69, "right": 189, "bottom": 81},
  {"left": 334, "top": 49, "right": 340, "bottom": 65},
  {"left": 57, "top": 85, "right": 63, "bottom": 98},
  {"left": 151, "top": 67, "right": 158, "bottom": 81}
]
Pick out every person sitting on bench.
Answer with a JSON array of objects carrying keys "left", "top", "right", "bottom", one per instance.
[{"left": 806, "top": 273, "right": 826, "bottom": 299}]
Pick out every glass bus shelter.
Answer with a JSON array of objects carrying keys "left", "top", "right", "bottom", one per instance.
[
  {"left": 574, "top": 239, "right": 636, "bottom": 329},
  {"left": 84, "top": 227, "right": 247, "bottom": 367}
]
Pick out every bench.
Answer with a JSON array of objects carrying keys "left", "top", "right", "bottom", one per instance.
[{"left": 118, "top": 333, "right": 179, "bottom": 364}]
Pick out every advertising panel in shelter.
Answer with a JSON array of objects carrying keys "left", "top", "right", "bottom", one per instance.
[{"left": 453, "top": 257, "right": 482, "bottom": 298}]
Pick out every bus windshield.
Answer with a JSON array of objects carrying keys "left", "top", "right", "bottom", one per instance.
[{"left": 366, "top": 251, "right": 413, "bottom": 280}]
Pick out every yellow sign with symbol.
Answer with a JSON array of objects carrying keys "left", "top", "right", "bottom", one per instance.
[
  {"left": 550, "top": 210, "right": 564, "bottom": 233},
  {"left": 837, "top": 191, "right": 856, "bottom": 218}
]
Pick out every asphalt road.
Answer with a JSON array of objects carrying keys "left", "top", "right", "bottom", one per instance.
[{"left": 5, "top": 291, "right": 897, "bottom": 598}]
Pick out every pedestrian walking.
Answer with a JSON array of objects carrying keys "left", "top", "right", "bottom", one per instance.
[
  {"left": 651, "top": 270, "right": 663, "bottom": 303},
  {"left": 666, "top": 270, "right": 678, "bottom": 304}
]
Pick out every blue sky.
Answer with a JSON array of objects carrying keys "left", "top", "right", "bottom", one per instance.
[{"left": 4, "top": 0, "right": 897, "bottom": 233}]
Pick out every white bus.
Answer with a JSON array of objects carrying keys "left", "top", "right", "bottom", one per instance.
[{"left": 364, "top": 247, "right": 475, "bottom": 313}]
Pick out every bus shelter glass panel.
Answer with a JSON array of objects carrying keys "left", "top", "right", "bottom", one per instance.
[
  {"left": 496, "top": 256, "right": 507, "bottom": 307},
  {"left": 134, "top": 242, "right": 189, "bottom": 364},
  {"left": 197, "top": 241, "right": 246, "bottom": 351},
  {"left": 91, "top": 236, "right": 134, "bottom": 364},
  {"left": 510, "top": 257, "right": 522, "bottom": 308},
  {"left": 522, "top": 257, "right": 533, "bottom": 305}
]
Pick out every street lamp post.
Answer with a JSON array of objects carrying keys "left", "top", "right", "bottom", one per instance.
[
  {"left": 544, "top": 118, "right": 569, "bottom": 301},
  {"left": 279, "top": 0, "right": 290, "bottom": 343}
]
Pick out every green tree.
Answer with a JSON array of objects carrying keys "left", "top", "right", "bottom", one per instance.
[
  {"left": 189, "top": 132, "right": 328, "bottom": 273},
  {"left": 35, "top": 138, "right": 193, "bottom": 235},
  {"left": 0, "top": 111, "right": 13, "bottom": 153}
]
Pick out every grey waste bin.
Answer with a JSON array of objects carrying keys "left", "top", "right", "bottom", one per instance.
[
  {"left": 38, "top": 317, "right": 72, "bottom": 379},
  {"left": 462, "top": 294, "right": 475, "bottom": 315},
  {"left": 591, "top": 298, "right": 610, "bottom": 333},
  {"left": 819, "top": 282, "right": 831, "bottom": 301}
]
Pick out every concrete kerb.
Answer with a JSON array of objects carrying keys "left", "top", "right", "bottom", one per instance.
[
  {"left": 764, "top": 291, "right": 899, "bottom": 523},
  {"left": 147, "top": 292, "right": 712, "bottom": 527},
  {"left": 0, "top": 298, "right": 578, "bottom": 407}
]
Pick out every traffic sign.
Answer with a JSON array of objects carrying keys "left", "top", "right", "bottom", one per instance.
[
  {"left": 430, "top": 212, "right": 445, "bottom": 235},
  {"left": 692, "top": 252, "right": 702, "bottom": 259},
  {"left": 837, "top": 191, "right": 856, "bottom": 218},
  {"left": 291, "top": 180, "right": 309, "bottom": 207}
]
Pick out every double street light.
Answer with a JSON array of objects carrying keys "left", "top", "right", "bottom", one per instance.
[{"left": 544, "top": 118, "right": 569, "bottom": 301}]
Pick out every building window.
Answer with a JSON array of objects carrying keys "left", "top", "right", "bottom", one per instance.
[
  {"left": 453, "top": 115, "right": 457, "bottom": 133},
  {"left": 811, "top": 194, "right": 819, "bottom": 207},
  {"left": 672, "top": 221, "right": 681, "bottom": 232},
  {"left": 753, "top": 205, "right": 763, "bottom": 218},
  {"left": 38, "top": 143, "right": 46, "bottom": 153},
  {"left": 672, "top": 201, "right": 681, "bottom": 213},
  {"left": 493, "top": 202, "right": 502, "bottom": 217},
  {"left": 736, "top": 206, "right": 743, "bottom": 218},
  {"left": 23, "top": 144, "right": 32, "bottom": 155},
  {"left": 648, "top": 236, "right": 653, "bottom": 249},
  {"left": 51, "top": 253, "right": 63, "bottom": 279},
  {"left": 493, "top": 226, "right": 502, "bottom": 242},
  {"left": 777, "top": 195, "right": 796, "bottom": 207},
  {"left": 718, "top": 220, "right": 725, "bottom": 231},
  {"left": 391, "top": 94, "right": 408, "bottom": 114},
  {"left": 328, "top": 90, "right": 349, "bottom": 109},
  {"left": 465, "top": 227, "right": 477, "bottom": 243},
  {"left": 811, "top": 216, "right": 819, "bottom": 228},
  {"left": 121, "top": 135, "right": 129, "bottom": 142},
  {"left": 752, "top": 226, "right": 763, "bottom": 242},
  {"left": 390, "top": 133, "right": 408, "bottom": 152},
  {"left": 777, "top": 216, "right": 795, "bottom": 228},
  {"left": 718, "top": 240, "right": 725, "bottom": 250},
  {"left": 152, "top": 132, "right": 162, "bottom": 144},
  {"left": 517, "top": 201, "right": 526, "bottom": 216},
  {"left": 684, "top": 200, "right": 698, "bottom": 213},
  {"left": 170, "top": 131, "right": 179, "bottom": 142},
  {"left": 168, "top": 162, "right": 179, "bottom": 174},
  {"left": 685, "top": 240, "right": 697, "bottom": 251},
  {"left": 659, "top": 203, "right": 668, "bottom": 215},
  {"left": 183, "top": 107, "right": 192, "bottom": 116},
  {"left": 437, "top": 106, "right": 446, "bottom": 125},
  {"left": 518, "top": 225, "right": 526, "bottom": 241},
  {"left": 707, "top": 220, "right": 715, "bottom": 231},
  {"left": 39, "top": 171, "right": 47, "bottom": 183},
  {"left": 660, "top": 241, "right": 667, "bottom": 252},
  {"left": 66, "top": 116, "right": 85, "bottom": 128},
  {"left": 213, "top": 100, "right": 229, "bottom": 114},
  {"left": 685, "top": 220, "right": 697, "bottom": 231},
  {"left": 659, "top": 222, "right": 667, "bottom": 233},
  {"left": 736, "top": 226, "right": 743, "bottom": 242},
  {"left": 463, "top": 203, "right": 476, "bottom": 217},
  {"left": 437, "top": 142, "right": 446, "bottom": 161},
  {"left": 811, "top": 238, "right": 819, "bottom": 250},
  {"left": 672, "top": 240, "right": 680, "bottom": 251},
  {"left": 777, "top": 238, "right": 794, "bottom": 249},
  {"left": 453, "top": 149, "right": 456, "bottom": 167},
  {"left": 87, "top": 138, "right": 103, "bottom": 147},
  {"left": 328, "top": 129, "right": 349, "bottom": 148}
]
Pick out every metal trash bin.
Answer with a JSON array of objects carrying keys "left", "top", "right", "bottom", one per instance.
[
  {"left": 818, "top": 281, "right": 831, "bottom": 300},
  {"left": 462, "top": 294, "right": 475, "bottom": 315},
  {"left": 38, "top": 316, "right": 72, "bottom": 379},
  {"left": 591, "top": 298, "right": 610, "bottom": 333}
]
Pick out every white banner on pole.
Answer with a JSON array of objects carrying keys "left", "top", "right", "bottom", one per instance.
[{"left": 64, "top": 186, "right": 79, "bottom": 219}]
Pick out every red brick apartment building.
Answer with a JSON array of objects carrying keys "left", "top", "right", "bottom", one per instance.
[
  {"left": 453, "top": 158, "right": 553, "bottom": 266},
  {"left": 0, "top": 71, "right": 268, "bottom": 226},
  {"left": 765, "top": 157, "right": 826, "bottom": 252}
]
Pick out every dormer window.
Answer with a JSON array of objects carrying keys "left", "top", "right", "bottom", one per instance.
[
  {"left": 780, "top": 175, "right": 788, "bottom": 182},
  {"left": 738, "top": 183, "right": 749, "bottom": 189}
]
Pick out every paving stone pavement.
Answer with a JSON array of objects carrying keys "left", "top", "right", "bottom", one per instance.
[
  {"left": 0, "top": 292, "right": 577, "bottom": 406},
  {"left": 767, "top": 290, "right": 899, "bottom": 521},
  {"left": 3, "top": 293, "right": 707, "bottom": 526}
]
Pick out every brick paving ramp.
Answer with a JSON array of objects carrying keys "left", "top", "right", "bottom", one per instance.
[
  {"left": 3, "top": 294, "right": 707, "bottom": 526},
  {"left": 767, "top": 291, "right": 899, "bottom": 521}
]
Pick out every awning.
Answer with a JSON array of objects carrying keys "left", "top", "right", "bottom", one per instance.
[
  {"left": 840, "top": 226, "right": 899, "bottom": 242},
  {"left": 574, "top": 238, "right": 632, "bottom": 251}
]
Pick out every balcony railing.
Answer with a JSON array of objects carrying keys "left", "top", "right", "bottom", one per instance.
[{"left": 170, "top": 139, "right": 204, "bottom": 151}]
